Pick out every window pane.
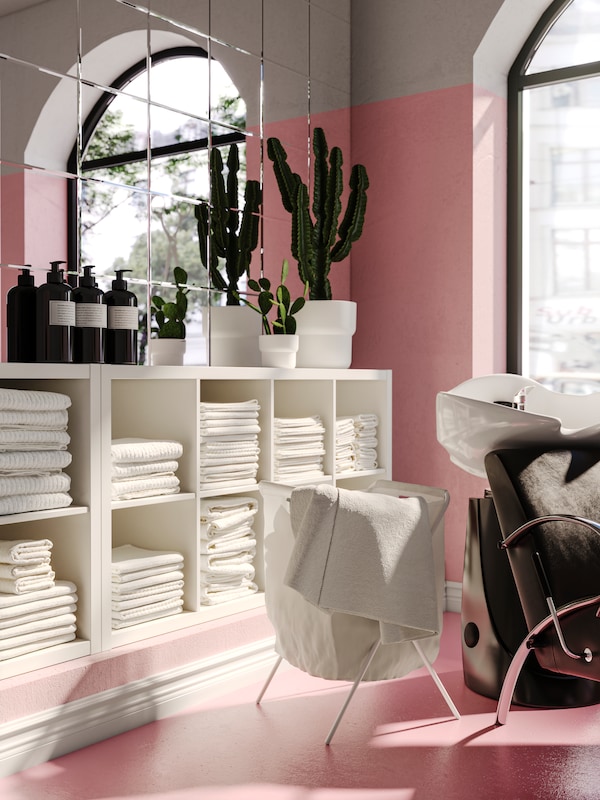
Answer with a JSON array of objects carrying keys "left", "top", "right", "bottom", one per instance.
[{"left": 527, "top": 0, "right": 600, "bottom": 74}]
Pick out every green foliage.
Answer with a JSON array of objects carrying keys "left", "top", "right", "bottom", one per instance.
[
  {"left": 267, "top": 127, "right": 369, "bottom": 301},
  {"left": 238, "top": 259, "right": 307, "bottom": 334},
  {"left": 151, "top": 266, "right": 190, "bottom": 339},
  {"left": 195, "top": 143, "right": 262, "bottom": 306}
]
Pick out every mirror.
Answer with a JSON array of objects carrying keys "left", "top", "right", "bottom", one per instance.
[{"left": 0, "top": 0, "right": 315, "bottom": 364}]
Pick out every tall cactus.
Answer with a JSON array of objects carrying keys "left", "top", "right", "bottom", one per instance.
[
  {"left": 267, "top": 127, "right": 369, "bottom": 301},
  {"left": 195, "top": 143, "right": 262, "bottom": 305}
]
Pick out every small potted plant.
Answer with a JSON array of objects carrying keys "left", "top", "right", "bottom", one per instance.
[
  {"left": 267, "top": 127, "right": 369, "bottom": 368},
  {"left": 238, "top": 259, "right": 307, "bottom": 368},
  {"left": 195, "top": 143, "right": 263, "bottom": 367},
  {"left": 149, "top": 266, "right": 189, "bottom": 366}
]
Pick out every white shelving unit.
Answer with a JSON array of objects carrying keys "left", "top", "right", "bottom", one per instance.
[{"left": 0, "top": 364, "right": 391, "bottom": 676}]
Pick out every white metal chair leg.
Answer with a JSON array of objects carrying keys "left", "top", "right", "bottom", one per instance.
[
  {"left": 412, "top": 640, "right": 460, "bottom": 720},
  {"left": 324, "top": 638, "right": 382, "bottom": 745},
  {"left": 256, "top": 654, "right": 283, "bottom": 705}
]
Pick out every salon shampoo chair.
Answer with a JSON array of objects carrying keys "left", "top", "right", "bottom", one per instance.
[{"left": 463, "top": 445, "right": 600, "bottom": 718}]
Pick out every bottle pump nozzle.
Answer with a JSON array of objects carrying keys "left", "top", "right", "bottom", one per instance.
[
  {"left": 80, "top": 265, "right": 97, "bottom": 288},
  {"left": 112, "top": 269, "right": 131, "bottom": 291},
  {"left": 48, "top": 260, "right": 67, "bottom": 283},
  {"left": 18, "top": 265, "right": 34, "bottom": 286}
]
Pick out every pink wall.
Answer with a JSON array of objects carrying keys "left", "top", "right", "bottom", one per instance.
[{"left": 351, "top": 84, "right": 502, "bottom": 582}]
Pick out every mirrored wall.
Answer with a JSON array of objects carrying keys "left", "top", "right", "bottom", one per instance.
[{"left": 0, "top": 0, "right": 346, "bottom": 364}]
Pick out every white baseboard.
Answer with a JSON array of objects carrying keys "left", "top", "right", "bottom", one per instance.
[
  {"left": 445, "top": 580, "right": 462, "bottom": 614},
  {"left": 0, "top": 636, "right": 277, "bottom": 779}
]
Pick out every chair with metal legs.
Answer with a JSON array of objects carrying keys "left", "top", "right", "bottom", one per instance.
[{"left": 257, "top": 480, "right": 460, "bottom": 744}]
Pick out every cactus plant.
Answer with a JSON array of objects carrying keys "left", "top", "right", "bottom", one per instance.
[
  {"left": 267, "top": 127, "right": 369, "bottom": 301},
  {"left": 151, "top": 266, "right": 189, "bottom": 339},
  {"left": 238, "top": 259, "right": 308, "bottom": 334},
  {"left": 195, "top": 144, "right": 262, "bottom": 305}
]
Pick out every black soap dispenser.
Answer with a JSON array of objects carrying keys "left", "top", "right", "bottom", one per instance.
[
  {"left": 7, "top": 265, "right": 37, "bottom": 362},
  {"left": 103, "top": 269, "right": 138, "bottom": 365},
  {"left": 36, "top": 260, "right": 74, "bottom": 363},
  {"left": 72, "top": 265, "right": 106, "bottom": 363}
]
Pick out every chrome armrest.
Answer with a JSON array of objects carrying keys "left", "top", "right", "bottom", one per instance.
[{"left": 500, "top": 514, "right": 600, "bottom": 550}]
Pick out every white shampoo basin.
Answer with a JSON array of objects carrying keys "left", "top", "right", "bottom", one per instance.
[{"left": 436, "top": 374, "right": 600, "bottom": 478}]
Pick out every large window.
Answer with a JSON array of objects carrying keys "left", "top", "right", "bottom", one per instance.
[
  {"left": 68, "top": 47, "right": 247, "bottom": 364},
  {"left": 509, "top": 0, "right": 600, "bottom": 392}
]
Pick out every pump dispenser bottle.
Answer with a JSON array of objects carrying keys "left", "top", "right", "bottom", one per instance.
[
  {"left": 72, "top": 265, "right": 106, "bottom": 363},
  {"left": 7, "top": 266, "right": 37, "bottom": 362},
  {"left": 36, "top": 260, "right": 75, "bottom": 363},
  {"left": 104, "top": 269, "right": 138, "bottom": 365}
]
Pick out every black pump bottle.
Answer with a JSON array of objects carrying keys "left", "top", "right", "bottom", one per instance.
[
  {"left": 7, "top": 266, "right": 37, "bottom": 362},
  {"left": 72, "top": 265, "right": 106, "bottom": 363},
  {"left": 36, "top": 260, "right": 74, "bottom": 363},
  {"left": 104, "top": 269, "right": 138, "bottom": 365}
]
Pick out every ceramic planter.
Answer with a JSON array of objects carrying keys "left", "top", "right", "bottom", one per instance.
[
  {"left": 149, "top": 338, "right": 186, "bottom": 366},
  {"left": 294, "top": 300, "right": 357, "bottom": 368},
  {"left": 209, "top": 305, "right": 262, "bottom": 367},
  {"left": 259, "top": 334, "right": 299, "bottom": 368}
]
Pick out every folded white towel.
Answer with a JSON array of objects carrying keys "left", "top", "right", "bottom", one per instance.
[
  {"left": 112, "top": 588, "right": 183, "bottom": 611},
  {"left": 200, "top": 400, "right": 260, "bottom": 412},
  {"left": 199, "top": 434, "right": 259, "bottom": 444},
  {"left": 111, "top": 474, "right": 180, "bottom": 500},
  {"left": 0, "top": 580, "right": 76, "bottom": 611},
  {"left": 111, "top": 570, "right": 184, "bottom": 594},
  {"left": 200, "top": 425, "right": 261, "bottom": 437},
  {"left": 111, "top": 604, "right": 183, "bottom": 629},
  {"left": 199, "top": 455, "right": 259, "bottom": 468},
  {"left": 0, "top": 631, "right": 76, "bottom": 661},
  {"left": 201, "top": 560, "right": 255, "bottom": 578},
  {"left": 201, "top": 550, "right": 255, "bottom": 570},
  {"left": 0, "top": 450, "right": 72, "bottom": 474},
  {"left": 112, "top": 562, "right": 184, "bottom": 584},
  {"left": 0, "top": 388, "right": 71, "bottom": 412},
  {"left": 0, "top": 562, "right": 53, "bottom": 579},
  {"left": 200, "top": 581, "right": 257, "bottom": 605},
  {"left": 112, "top": 545, "right": 184, "bottom": 575},
  {"left": 111, "top": 438, "right": 184, "bottom": 464},
  {"left": 0, "top": 493, "right": 72, "bottom": 516},
  {"left": 0, "top": 612, "right": 76, "bottom": 640},
  {"left": 111, "top": 460, "right": 180, "bottom": 480},
  {"left": 0, "top": 473, "right": 71, "bottom": 498},
  {"left": 0, "top": 602, "right": 77, "bottom": 629},
  {"left": 200, "top": 496, "right": 258, "bottom": 520},
  {"left": 200, "top": 536, "right": 256, "bottom": 555},
  {"left": 201, "top": 418, "right": 260, "bottom": 429},
  {"left": 0, "top": 429, "right": 71, "bottom": 451},
  {"left": 199, "top": 478, "right": 258, "bottom": 491},
  {"left": 0, "top": 573, "right": 55, "bottom": 594},
  {"left": 0, "top": 538, "right": 53, "bottom": 565},
  {"left": 0, "top": 623, "right": 76, "bottom": 652},
  {"left": 0, "top": 409, "right": 69, "bottom": 430},
  {"left": 274, "top": 416, "right": 323, "bottom": 428},
  {"left": 110, "top": 580, "right": 183, "bottom": 602},
  {"left": 111, "top": 596, "right": 184, "bottom": 622}
]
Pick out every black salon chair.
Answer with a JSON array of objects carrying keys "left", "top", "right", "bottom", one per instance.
[{"left": 485, "top": 446, "right": 600, "bottom": 724}]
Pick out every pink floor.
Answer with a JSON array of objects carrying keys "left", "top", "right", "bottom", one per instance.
[{"left": 2, "top": 612, "right": 600, "bottom": 800}]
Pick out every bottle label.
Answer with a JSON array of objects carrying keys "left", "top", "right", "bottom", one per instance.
[
  {"left": 108, "top": 306, "right": 138, "bottom": 331},
  {"left": 49, "top": 300, "right": 76, "bottom": 327},
  {"left": 75, "top": 304, "right": 107, "bottom": 328}
]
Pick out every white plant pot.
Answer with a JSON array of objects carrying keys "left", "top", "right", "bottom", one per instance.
[
  {"left": 150, "top": 338, "right": 186, "bottom": 366},
  {"left": 294, "top": 300, "right": 357, "bottom": 368},
  {"left": 209, "top": 305, "right": 262, "bottom": 367},
  {"left": 259, "top": 334, "right": 299, "bottom": 368}
]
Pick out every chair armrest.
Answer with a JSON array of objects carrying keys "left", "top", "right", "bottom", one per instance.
[{"left": 500, "top": 514, "right": 600, "bottom": 550}]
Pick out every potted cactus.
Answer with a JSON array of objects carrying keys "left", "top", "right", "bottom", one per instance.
[
  {"left": 195, "top": 143, "right": 263, "bottom": 366},
  {"left": 267, "top": 127, "right": 369, "bottom": 368},
  {"left": 149, "top": 266, "right": 189, "bottom": 365}
]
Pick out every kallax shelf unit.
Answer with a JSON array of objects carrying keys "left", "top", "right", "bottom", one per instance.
[{"left": 0, "top": 364, "right": 391, "bottom": 676}]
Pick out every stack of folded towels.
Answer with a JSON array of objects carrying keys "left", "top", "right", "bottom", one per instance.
[
  {"left": 199, "top": 400, "right": 260, "bottom": 491},
  {"left": 200, "top": 496, "right": 258, "bottom": 605},
  {"left": 273, "top": 416, "right": 326, "bottom": 483},
  {"left": 111, "top": 544, "right": 184, "bottom": 629},
  {"left": 0, "top": 538, "right": 77, "bottom": 660},
  {"left": 0, "top": 387, "right": 73, "bottom": 515},
  {"left": 352, "top": 413, "right": 379, "bottom": 471},
  {"left": 335, "top": 417, "right": 356, "bottom": 475},
  {"left": 111, "top": 438, "right": 183, "bottom": 501}
]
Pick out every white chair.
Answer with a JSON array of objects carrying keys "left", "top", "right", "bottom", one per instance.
[{"left": 257, "top": 480, "right": 460, "bottom": 744}]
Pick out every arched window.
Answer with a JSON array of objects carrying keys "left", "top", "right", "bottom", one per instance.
[
  {"left": 508, "top": 0, "right": 600, "bottom": 392},
  {"left": 67, "top": 46, "right": 247, "bottom": 364}
]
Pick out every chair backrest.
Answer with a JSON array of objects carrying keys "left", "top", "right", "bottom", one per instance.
[{"left": 485, "top": 447, "right": 600, "bottom": 635}]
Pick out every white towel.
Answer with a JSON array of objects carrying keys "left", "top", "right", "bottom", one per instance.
[
  {"left": 201, "top": 560, "right": 255, "bottom": 578},
  {"left": 111, "top": 605, "right": 183, "bottom": 629},
  {"left": 285, "top": 485, "right": 438, "bottom": 645},
  {"left": 0, "top": 388, "right": 71, "bottom": 412},
  {"left": 0, "top": 573, "right": 55, "bottom": 594},
  {"left": 0, "top": 602, "right": 77, "bottom": 629},
  {"left": 111, "top": 474, "right": 180, "bottom": 500},
  {"left": 0, "top": 538, "right": 53, "bottom": 565},
  {"left": 0, "top": 580, "right": 76, "bottom": 612},
  {"left": 111, "top": 570, "right": 184, "bottom": 594},
  {"left": 200, "top": 400, "right": 260, "bottom": 412},
  {"left": 0, "top": 429, "right": 71, "bottom": 451},
  {"left": 0, "top": 631, "right": 76, "bottom": 661},
  {"left": 200, "top": 581, "right": 257, "bottom": 605},
  {"left": 200, "top": 536, "right": 256, "bottom": 555},
  {"left": 201, "top": 550, "right": 255, "bottom": 570},
  {"left": 110, "top": 580, "right": 184, "bottom": 602},
  {"left": 111, "top": 438, "right": 184, "bottom": 463},
  {"left": 112, "top": 589, "right": 183, "bottom": 611},
  {"left": 0, "top": 612, "right": 76, "bottom": 639},
  {"left": 0, "top": 409, "right": 69, "bottom": 430},
  {"left": 112, "top": 545, "right": 184, "bottom": 575},
  {"left": 111, "top": 460, "right": 180, "bottom": 480},
  {"left": 199, "top": 478, "right": 258, "bottom": 491},
  {"left": 0, "top": 450, "right": 72, "bottom": 474},
  {"left": 111, "top": 596, "right": 184, "bottom": 622},
  {"left": 200, "top": 496, "right": 258, "bottom": 520},
  {"left": 0, "top": 473, "right": 71, "bottom": 498},
  {"left": 200, "top": 425, "right": 261, "bottom": 437},
  {"left": 0, "top": 493, "right": 72, "bottom": 516},
  {"left": 0, "top": 623, "right": 76, "bottom": 652},
  {"left": 0, "top": 562, "right": 53, "bottom": 579},
  {"left": 112, "top": 563, "right": 184, "bottom": 584}
]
